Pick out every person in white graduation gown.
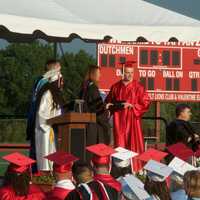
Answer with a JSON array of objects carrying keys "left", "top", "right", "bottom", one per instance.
[{"left": 35, "top": 69, "right": 64, "bottom": 171}]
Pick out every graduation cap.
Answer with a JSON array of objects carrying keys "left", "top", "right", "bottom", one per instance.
[
  {"left": 144, "top": 160, "right": 173, "bottom": 182},
  {"left": 135, "top": 148, "right": 168, "bottom": 162},
  {"left": 86, "top": 143, "right": 115, "bottom": 165},
  {"left": 45, "top": 151, "right": 78, "bottom": 173},
  {"left": 168, "top": 157, "right": 196, "bottom": 176},
  {"left": 112, "top": 147, "right": 138, "bottom": 168},
  {"left": 2, "top": 152, "right": 35, "bottom": 174},
  {"left": 120, "top": 61, "right": 137, "bottom": 68},
  {"left": 123, "top": 175, "right": 151, "bottom": 199},
  {"left": 167, "top": 143, "right": 194, "bottom": 161}
]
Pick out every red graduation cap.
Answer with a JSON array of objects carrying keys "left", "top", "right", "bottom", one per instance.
[
  {"left": 120, "top": 61, "right": 137, "bottom": 68},
  {"left": 167, "top": 142, "right": 194, "bottom": 161},
  {"left": 135, "top": 148, "right": 168, "bottom": 162},
  {"left": 86, "top": 143, "right": 116, "bottom": 165},
  {"left": 2, "top": 152, "right": 35, "bottom": 174},
  {"left": 45, "top": 151, "right": 78, "bottom": 173}
]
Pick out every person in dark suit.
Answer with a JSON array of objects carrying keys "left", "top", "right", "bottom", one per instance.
[{"left": 166, "top": 104, "right": 200, "bottom": 151}]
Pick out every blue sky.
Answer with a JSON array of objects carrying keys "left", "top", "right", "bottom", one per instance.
[{"left": 144, "top": 0, "right": 200, "bottom": 21}]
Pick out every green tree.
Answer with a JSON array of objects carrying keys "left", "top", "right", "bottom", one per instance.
[
  {"left": 0, "top": 41, "right": 54, "bottom": 114},
  {"left": 60, "top": 49, "right": 96, "bottom": 100}
]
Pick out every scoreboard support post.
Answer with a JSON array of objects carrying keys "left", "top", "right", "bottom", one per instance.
[{"left": 155, "top": 101, "right": 161, "bottom": 143}]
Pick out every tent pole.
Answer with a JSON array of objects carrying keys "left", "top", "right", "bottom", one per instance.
[{"left": 54, "top": 42, "right": 57, "bottom": 59}]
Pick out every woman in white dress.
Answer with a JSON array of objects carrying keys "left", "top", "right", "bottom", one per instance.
[{"left": 35, "top": 69, "right": 64, "bottom": 172}]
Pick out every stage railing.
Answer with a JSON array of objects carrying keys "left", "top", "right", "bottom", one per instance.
[
  {"left": 0, "top": 114, "right": 168, "bottom": 149},
  {"left": 1, "top": 115, "right": 195, "bottom": 150},
  {"left": 0, "top": 114, "right": 182, "bottom": 176},
  {"left": 142, "top": 116, "right": 168, "bottom": 140}
]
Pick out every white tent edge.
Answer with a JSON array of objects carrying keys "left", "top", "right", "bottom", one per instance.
[{"left": 1, "top": 14, "right": 200, "bottom": 42}]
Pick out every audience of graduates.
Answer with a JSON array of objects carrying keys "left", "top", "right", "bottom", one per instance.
[{"left": 1, "top": 143, "right": 200, "bottom": 200}]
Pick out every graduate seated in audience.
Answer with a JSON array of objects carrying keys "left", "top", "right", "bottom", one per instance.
[
  {"left": 170, "top": 173, "right": 187, "bottom": 200},
  {"left": 167, "top": 142, "right": 195, "bottom": 166},
  {"left": 144, "top": 160, "right": 173, "bottom": 200},
  {"left": 135, "top": 147, "right": 168, "bottom": 172},
  {"left": 168, "top": 156, "right": 193, "bottom": 200},
  {"left": 167, "top": 144, "right": 199, "bottom": 200},
  {"left": 0, "top": 152, "right": 45, "bottom": 200},
  {"left": 86, "top": 143, "right": 121, "bottom": 193},
  {"left": 184, "top": 170, "right": 200, "bottom": 200},
  {"left": 65, "top": 160, "right": 120, "bottom": 200},
  {"left": 110, "top": 147, "right": 138, "bottom": 179},
  {"left": 145, "top": 175, "right": 171, "bottom": 200},
  {"left": 112, "top": 147, "right": 147, "bottom": 199},
  {"left": 45, "top": 151, "right": 78, "bottom": 200},
  {"left": 121, "top": 174, "right": 151, "bottom": 200}
]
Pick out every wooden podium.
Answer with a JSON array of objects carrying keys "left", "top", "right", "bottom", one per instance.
[{"left": 47, "top": 112, "right": 96, "bottom": 160}]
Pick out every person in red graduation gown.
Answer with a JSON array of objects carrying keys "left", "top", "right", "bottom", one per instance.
[
  {"left": 86, "top": 143, "right": 121, "bottom": 193},
  {"left": 0, "top": 184, "right": 45, "bottom": 200},
  {"left": 105, "top": 61, "right": 150, "bottom": 171},
  {"left": 65, "top": 160, "right": 119, "bottom": 200},
  {"left": 45, "top": 151, "right": 78, "bottom": 200},
  {"left": 0, "top": 152, "right": 45, "bottom": 200}
]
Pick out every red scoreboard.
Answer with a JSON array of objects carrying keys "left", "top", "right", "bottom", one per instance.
[{"left": 97, "top": 40, "right": 200, "bottom": 102}]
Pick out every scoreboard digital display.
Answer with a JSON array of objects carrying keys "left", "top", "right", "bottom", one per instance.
[{"left": 97, "top": 41, "right": 200, "bottom": 102}]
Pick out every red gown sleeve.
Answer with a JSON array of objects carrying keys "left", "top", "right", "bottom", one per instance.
[
  {"left": 29, "top": 184, "right": 43, "bottom": 193},
  {"left": 27, "top": 184, "right": 46, "bottom": 200},
  {"left": 46, "top": 187, "right": 72, "bottom": 200},
  {"left": 26, "top": 192, "right": 46, "bottom": 200},
  {"left": 94, "top": 174, "right": 121, "bottom": 192},
  {"left": 0, "top": 187, "right": 15, "bottom": 200},
  {"left": 132, "top": 84, "right": 150, "bottom": 118},
  {"left": 105, "top": 85, "right": 124, "bottom": 113}
]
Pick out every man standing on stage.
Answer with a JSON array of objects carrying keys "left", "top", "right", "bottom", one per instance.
[
  {"left": 27, "top": 59, "right": 62, "bottom": 173},
  {"left": 166, "top": 104, "right": 200, "bottom": 151},
  {"left": 27, "top": 59, "right": 61, "bottom": 142},
  {"left": 105, "top": 61, "right": 150, "bottom": 171}
]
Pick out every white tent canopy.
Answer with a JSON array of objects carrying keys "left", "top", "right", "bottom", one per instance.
[{"left": 0, "top": 0, "right": 200, "bottom": 42}]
